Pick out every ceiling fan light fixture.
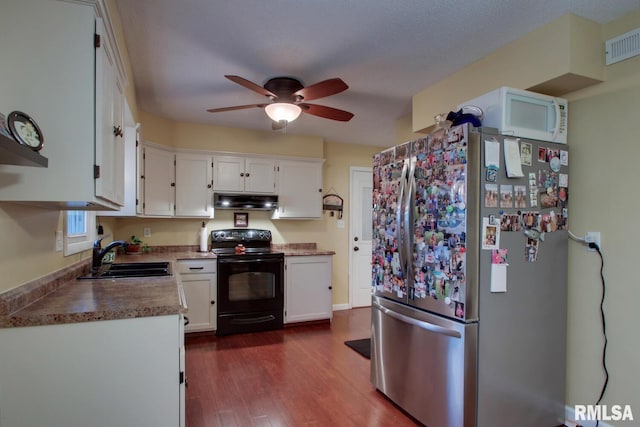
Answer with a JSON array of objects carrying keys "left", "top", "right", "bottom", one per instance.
[{"left": 265, "top": 103, "right": 302, "bottom": 123}]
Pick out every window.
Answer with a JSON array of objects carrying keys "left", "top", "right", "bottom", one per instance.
[{"left": 63, "top": 210, "right": 96, "bottom": 256}]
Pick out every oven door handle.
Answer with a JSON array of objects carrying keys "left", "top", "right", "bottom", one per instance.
[
  {"left": 230, "top": 315, "right": 276, "bottom": 325},
  {"left": 217, "top": 257, "right": 283, "bottom": 264}
]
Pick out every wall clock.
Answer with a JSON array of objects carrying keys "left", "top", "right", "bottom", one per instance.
[{"left": 8, "top": 111, "right": 44, "bottom": 151}]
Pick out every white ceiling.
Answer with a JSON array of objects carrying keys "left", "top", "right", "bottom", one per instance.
[{"left": 114, "top": 0, "right": 640, "bottom": 147}]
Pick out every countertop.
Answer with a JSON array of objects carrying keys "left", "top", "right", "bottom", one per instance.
[{"left": 0, "top": 245, "right": 333, "bottom": 329}]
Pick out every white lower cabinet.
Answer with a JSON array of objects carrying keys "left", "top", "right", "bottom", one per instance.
[
  {"left": 0, "top": 315, "right": 185, "bottom": 427},
  {"left": 285, "top": 255, "right": 333, "bottom": 323},
  {"left": 178, "top": 259, "right": 217, "bottom": 332}
]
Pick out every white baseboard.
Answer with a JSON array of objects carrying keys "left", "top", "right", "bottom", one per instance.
[
  {"left": 332, "top": 303, "right": 350, "bottom": 311},
  {"left": 565, "top": 405, "right": 614, "bottom": 427}
]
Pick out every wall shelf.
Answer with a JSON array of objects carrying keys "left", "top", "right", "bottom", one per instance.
[{"left": 0, "top": 133, "right": 48, "bottom": 167}]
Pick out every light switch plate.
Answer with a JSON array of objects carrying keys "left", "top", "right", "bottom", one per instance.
[{"left": 143, "top": 227, "right": 151, "bottom": 237}]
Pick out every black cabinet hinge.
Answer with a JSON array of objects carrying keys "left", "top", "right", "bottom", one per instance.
[
  {"left": 94, "top": 164, "right": 100, "bottom": 179},
  {"left": 179, "top": 371, "right": 185, "bottom": 384},
  {"left": 94, "top": 33, "right": 101, "bottom": 48}
]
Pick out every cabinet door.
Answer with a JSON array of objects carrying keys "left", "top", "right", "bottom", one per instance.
[
  {"left": 143, "top": 146, "right": 175, "bottom": 216},
  {"left": 0, "top": 315, "right": 181, "bottom": 427},
  {"left": 95, "top": 18, "right": 125, "bottom": 206},
  {"left": 285, "top": 256, "right": 333, "bottom": 323},
  {"left": 213, "top": 156, "right": 245, "bottom": 192},
  {"left": 179, "top": 260, "right": 217, "bottom": 332},
  {"left": 245, "top": 158, "right": 276, "bottom": 194},
  {"left": 276, "top": 160, "right": 323, "bottom": 218},
  {"left": 136, "top": 129, "right": 144, "bottom": 215},
  {"left": 175, "top": 153, "right": 213, "bottom": 217}
]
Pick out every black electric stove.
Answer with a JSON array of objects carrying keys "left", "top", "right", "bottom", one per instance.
[{"left": 211, "top": 229, "right": 284, "bottom": 335}]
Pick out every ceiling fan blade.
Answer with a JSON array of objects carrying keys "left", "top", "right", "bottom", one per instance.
[
  {"left": 207, "top": 103, "right": 267, "bottom": 113},
  {"left": 300, "top": 103, "right": 354, "bottom": 121},
  {"left": 225, "top": 75, "right": 277, "bottom": 99},
  {"left": 293, "top": 78, "right": 348, "bottom": 101}
]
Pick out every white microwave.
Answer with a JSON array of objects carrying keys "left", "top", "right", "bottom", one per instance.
[{"left": 458, "top": 87, "right": 568, "bottom": 144}]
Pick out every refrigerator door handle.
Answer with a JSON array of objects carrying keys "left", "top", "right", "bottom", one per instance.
[
  {"left": 372, "top": 301, "right": 462, "bottom": 339},
  {"left": 405, "top": 159, "right": 416, "bottom": 286},
  {"left": 396, "top": 162, "right": 409, "bottom": 273}
]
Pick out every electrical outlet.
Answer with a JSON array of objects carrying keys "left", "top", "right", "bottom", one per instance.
[
  {"left": 143, "top": 227, "right": 151, "bottom": 238},
  {"left": 585, "top": 231, "right": 601, "bottom": 251}
]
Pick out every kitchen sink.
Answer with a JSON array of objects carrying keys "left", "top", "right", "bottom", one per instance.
[{"left": 78, "top": 262, "right": 171, "bottom": 279}]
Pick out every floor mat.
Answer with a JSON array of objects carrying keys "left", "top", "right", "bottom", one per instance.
[{"left": 344, "top": 338, "right": 371, "bottom": 359}]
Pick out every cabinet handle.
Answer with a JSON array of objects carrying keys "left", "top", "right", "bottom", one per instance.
[
  {"left": 328, "top": 286, "right": 332, "bottom": 290},
  {"left": 240, "top": 173, "right": 245, "bottom": 177},
  {"left": 245, "top": 173, "right": 250, "bottom": 177},
  {"left": 189, "top": 267, "right": 204, "bottom": 270},
  {"left": 171, "top": 182, "right": 175, "bottom": 187},
  {"left": 207, "top": 184, "right": 212, "bottom": 188},
  {"left": 211, "top": 300, "right": 215, "bottom": 305},
  {"left": 113, "top": 126, "right": 123, "bottom": 138}
]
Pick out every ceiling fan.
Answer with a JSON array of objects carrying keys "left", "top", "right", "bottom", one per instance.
[{"left": 207, "top": 75, "right": 354, "bottom": 129}]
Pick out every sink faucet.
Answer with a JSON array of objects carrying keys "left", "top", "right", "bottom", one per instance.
[{"left": 92, "top": 238, "right": 128, "bottom": 273}]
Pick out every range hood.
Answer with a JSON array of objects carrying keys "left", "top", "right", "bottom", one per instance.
[{"left": 214, "top": 193, "right": 278, "bottom": 210}]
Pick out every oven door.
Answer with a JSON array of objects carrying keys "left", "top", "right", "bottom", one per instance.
[{"left": 216, "top": 255, "right": 284, "bottom": 335}]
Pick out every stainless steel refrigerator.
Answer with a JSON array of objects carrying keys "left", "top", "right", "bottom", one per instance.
[{"left": 371, "top": 124, "right": 568, "bottom": 427}]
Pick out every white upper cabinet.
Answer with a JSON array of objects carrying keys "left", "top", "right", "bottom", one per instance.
[
  {"left": 95, "top": 17, "right": 125, "bottom": 206},
  {"left": 140, "top": 146, "right": 214, "bottom": 218},
  {"left": 274, "top": 159, "right": 323, "bottom": 219},
  {"left": 97, "top": 102, "right": 139, "bottom": 217},
  {"left": 175, "top": 153, "right": 213, "bottom": 217},
  {"left": 213, "top": 155, "right": 276, "bottom": 194},
  {"left": 142, "top": 145, "right": 175, "bottom": 217},
  {"left": 0, "top": 0, "right": 126, "bottom": 210}
]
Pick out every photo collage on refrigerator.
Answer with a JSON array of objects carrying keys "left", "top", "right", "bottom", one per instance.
[
  {"left": 411, "top": 126, "right": 468, "bottom": 318},
  {"left": 483, "top": 137, "right": 569, "bottom": 263},
  {"left": 372, "top": 143, "right": 410, "bottom": 299},
  {"left": 372, "top": 125, "right": 470, "bottom": 318}
]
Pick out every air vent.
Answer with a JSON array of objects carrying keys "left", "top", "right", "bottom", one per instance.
[{"left": 605, "top": 27, "right": 640, "bottom": 65}]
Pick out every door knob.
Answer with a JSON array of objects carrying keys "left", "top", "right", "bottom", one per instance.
[{"left": 354, "top": 246, "right": 359, "bottom": 251}]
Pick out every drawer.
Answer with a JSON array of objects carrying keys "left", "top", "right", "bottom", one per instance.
[{"left": 176, "top": 259, "right": 217, "bottom": 274}]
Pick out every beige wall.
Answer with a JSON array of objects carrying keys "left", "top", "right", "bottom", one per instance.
[
  {"left": 412, "top": 14, "right": 604, "bottom": 133},
  {"left": 562, "top": 10, "right": 640, "bottom": 423},
  {"left": 0, "top": 204, "right": 85, "bottom": 292}
]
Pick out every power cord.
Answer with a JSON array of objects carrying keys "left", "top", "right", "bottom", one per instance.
[
  {"left": 568, "top": 230, "right": 608, "bottom": 427},
  {"left": 591, "top": 242, "right": 608, "bottom": 427}
]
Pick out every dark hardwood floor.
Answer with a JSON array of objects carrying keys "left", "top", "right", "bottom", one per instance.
[{"left": 185, "top": 307, "right": 421, "bottom": 427}]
